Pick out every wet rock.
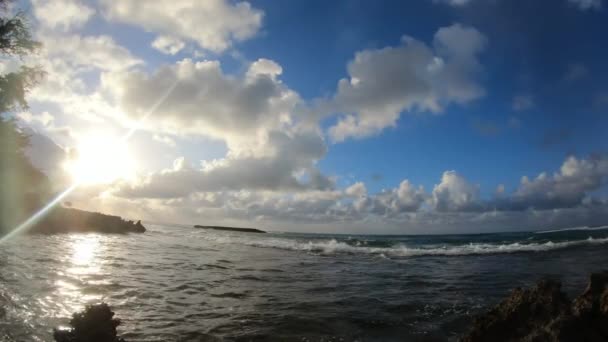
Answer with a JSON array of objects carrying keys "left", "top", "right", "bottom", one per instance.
[
  {"left": 133, "top": 220, "right": 146, "bottom": 233},
  {"left": 53, "top": 303, "right": 125, "bottom": 342},
  {"left": 460, "top": 271, "right": 608, "bottom": 342}
]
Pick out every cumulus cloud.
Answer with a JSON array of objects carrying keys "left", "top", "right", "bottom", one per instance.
[
  {"left": 32, "top": 0, "right": 95, "bottom": 31},
  {"left": 426, "top": 156, "right": 608, "bottom": 213},
  {"left": 102, "top": 58, "right": 299, "bottom": 152},
  {"left": 42, "top": 33, "right": 143, "bottom": 71},
  {"left": 101, "top": 0, "right": 263, "bottom": 53},
  {"left": 351, "top": 180, "right": 426, "bottom": 216},
  {"left": 11, "top": 19, "right": 144, "bottom": 131},
  {"left": 396, "top": 180, "right": 427, "bottom": 211},
  {"left": 115, "top": 131, "right": 332, "bottom": 198},
  {"left": 151, "top": 35, "right": 185, "bottom": 55},
  {"left": 504, "top": 155, "right": 608, "bottom": 210},
  {"left": 328, "top": 23, "right": 486, "bottom": 142},
  {"left": 431, "top": 171, "right": 481, "bottom": 212},
  {"left": 345, "top": 182, "right": 367, "bottom": 197}
]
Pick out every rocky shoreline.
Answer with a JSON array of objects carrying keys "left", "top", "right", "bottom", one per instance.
[
  {"left": 29, "top": 207, "right": 146, "bottom": 234},
  {"left": 461, "top": 271, "right": 608, "bottom": 341}
]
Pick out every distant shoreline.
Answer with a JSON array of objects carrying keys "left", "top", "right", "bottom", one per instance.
[{"left": 193, "top": 225, "right": 266, "bottom": 233}]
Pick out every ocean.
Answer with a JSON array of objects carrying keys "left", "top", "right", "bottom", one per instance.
[{"left": 1, "top": 224, "right": 608, "bottom": 341}]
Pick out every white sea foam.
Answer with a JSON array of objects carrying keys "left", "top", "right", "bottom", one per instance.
[{"left": 198, "top": 232, "right": 608, "bottom": 258}]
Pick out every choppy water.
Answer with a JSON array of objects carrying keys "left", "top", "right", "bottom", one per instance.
[{"left": 1, "top": 224, "right": 608, "bottom": 341}]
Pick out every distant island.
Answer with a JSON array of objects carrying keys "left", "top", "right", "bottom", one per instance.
[
  {"left": 29, "top": 207, "right": 146, "bottom": 234},
  {"left": 193, "top": 225, "right": 266, "bottom": 233}
]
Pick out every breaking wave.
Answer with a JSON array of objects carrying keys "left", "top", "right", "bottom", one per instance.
[{"left": 199, "top": 233, "right": 608, "bottom": 258}]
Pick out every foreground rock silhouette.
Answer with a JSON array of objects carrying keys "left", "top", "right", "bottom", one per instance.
[
  {"left": 53, "top": 303, "right": 125, "bottom": 342},
  {"left": 460, "top": 271, "right": 608, "bottom": 342}
]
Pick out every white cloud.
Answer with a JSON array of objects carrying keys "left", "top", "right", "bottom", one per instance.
[
  {"left": 152, "top": 134, "right": 176, "bottom": 147},
  {"left": 351, "top": 179, "right": 426, "bottom": 216},
  {"left": 506, "top": 155, "right": 608, "bottom": 210},
  {"left": 42, "top": 33, "right": 143, "bottom": 71},
  {"left": 431, "top": 171, "right": 481, "bottom": 212},
  {"left": 115, "top": 131, "right": 331, "bottom": 198},
  {"left": 101, "top": 0, "right": 263, "bottom": 53},
  {"left": 568, "top": 0, "right": 602, "bottom": 10},
  {"left": 22, "top": 29, "right": 144, "bottom": 142},
  {"left": 328, "top": 23, "right": 486, "bottom": 142},
  {"left": 101, "top": 58, "right": 299, "bottom": 153},
  {"left": 32, "top": 0, "right": 95, "bottom": 31},
  {"left": 247, "top": 58, "right": 283, "bottom": 80},
  {"left": 151, "top": 35, "right": 185, "bottom": 55},
  {"left": 345, "top": 182, "right": 367, "bottom": 197},
  {"left": 396, "top": 180, "right": 426, "bottom": 211}
]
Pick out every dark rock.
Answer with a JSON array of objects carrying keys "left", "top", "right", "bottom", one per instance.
[
  {"left": 193, "top": 225, "right": 266, "bottom": 233},
  {"left": 572, "top": 272, "right": 608, "bottom": 316},
  {"left": 29, "top": 207, "right": 146, "bottom": 234},
  {"left": 460, "top": 271, "right": 608, "bottom": 342},
  {"left": 53, "top": 303, "right": 125, "bottom": 342},
  {"left": 133, "top": 220, "right": 146, "bottom": 233}
]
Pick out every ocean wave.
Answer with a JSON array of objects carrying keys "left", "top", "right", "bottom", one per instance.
[
  {"left": 198, "top": 233, "right": 608, "bottom": 258},
  {"left": 534, "top": 225, "right": 608, "bottom": 234}
]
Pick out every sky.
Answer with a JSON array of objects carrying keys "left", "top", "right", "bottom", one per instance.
[{"left": 5, "top": 0, "right": 608, "bottom": 234}]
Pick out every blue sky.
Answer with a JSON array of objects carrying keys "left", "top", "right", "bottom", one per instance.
[
  {"left": 11, "top": 0, "right": 608, "bottom": 233},
  {"left": 245, "top": 0, "right": 608, "bottom": 195}
]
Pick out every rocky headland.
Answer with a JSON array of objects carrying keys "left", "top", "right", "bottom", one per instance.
[{"left": 29, "top": 207, "right": 146, "bottom": 234}]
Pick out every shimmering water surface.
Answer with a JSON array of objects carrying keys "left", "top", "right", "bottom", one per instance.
[{"left": 1, "top": 224, "right": 608, "bottom": 341}]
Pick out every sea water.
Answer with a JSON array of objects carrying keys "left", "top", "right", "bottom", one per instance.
[{"left": 1, "top": 224, "right": 608, "bottom": 341}]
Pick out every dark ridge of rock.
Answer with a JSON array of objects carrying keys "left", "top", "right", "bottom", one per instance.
[
  {"left": 53, "top": 303, "right": 125, "bottom": 342},
  {"left": 460, "top": 271, "right": 608, "bottom": 342},
  {"left": 30, "top": 207, "right": 146, "bottom": 234},
  {"left": 194, "top": 225, "right": 266, "bottom": 233}
]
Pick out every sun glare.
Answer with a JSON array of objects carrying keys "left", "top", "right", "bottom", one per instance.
[{"left": 66, "top": 134, "right": 136, "bottom": 185}]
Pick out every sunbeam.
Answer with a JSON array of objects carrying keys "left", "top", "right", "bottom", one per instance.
[{"left": 0, "top": 79, "right": 180, "bottom": 243}]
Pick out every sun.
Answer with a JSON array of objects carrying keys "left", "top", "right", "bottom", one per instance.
[{"left": 66, "top": 133, "right": 136, "bottom": 185}]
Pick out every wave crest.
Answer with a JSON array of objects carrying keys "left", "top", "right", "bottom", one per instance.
[{"left": 198, "top": 233, "right": 608, "bottom": 258}]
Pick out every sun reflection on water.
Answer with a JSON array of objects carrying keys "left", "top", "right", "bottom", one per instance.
[
  {"left": 55, "top": 234, "right": 104, "bottom": 315},
  {"left": 71, "top": 235, "right": 99, "bottom": 267}
]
